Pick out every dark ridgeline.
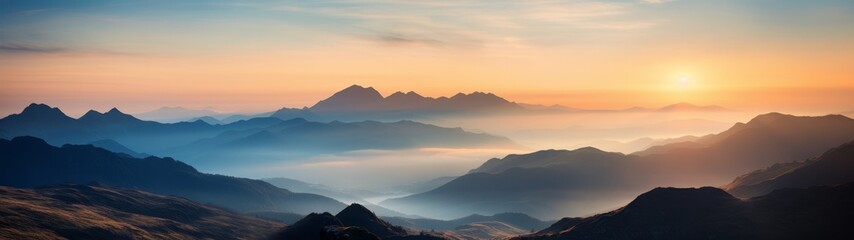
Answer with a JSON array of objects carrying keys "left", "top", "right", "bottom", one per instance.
[
  {"left": 0, "top": 184, "right": 282, "bottom": 240},
  {"left": 512, "top": 183, "right": 854, "bottom": 240},
  {"left": 382, "top": 113, "right": 854, "bottom": 219},
  {"left": 0, "top": 136, "right": 346, "bottom": 215},
  {"left": 271, "top": 203, "right": 446, "bottom": 240},
  {"left": 724, "top": 139, "right": 854, "bottom": 198}
]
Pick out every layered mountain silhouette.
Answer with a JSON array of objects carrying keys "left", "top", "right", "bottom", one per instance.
[
  {"left": 172, "top": 118, "right": 517, "bottom": 155},
  {"left": 514, "top": 183, "right": 854, "bottom": 240},
  {"left": 0, "top": 103, "right": 283, "bottom": 153},
  {"left": 0, "top": 184, "right": 282, "bottom": 240},
  {"left": 268, "top": 85, "right": 526, "bottom": 122},
  {"left": 87, "top": 139, "right": 149, "bottom": 158},
  {"left": 383, "top": 113, "right": 854, "bottom": 219},
  {"left": 0, "top": 103, "right": 518, "bottom": 171},
  {"left": 267, "top": 85, "right": 728, "bottom": 122},
  {"left": 133, "top": 106, "right": 222, "bottom": 123},
  {"left": 724, "top": 139, "right": 854, "bottom": 198},
  {"left": 0, "top": 136, "right": 345, "bottom": 214},
  {"left": 271, "top": 203, "right": 425, "bottom": 240},
  {"left": 308, "top": 85, "right": 523, "bottom": 116}
]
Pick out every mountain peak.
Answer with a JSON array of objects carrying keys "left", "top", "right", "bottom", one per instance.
[
  {"left": 340, "top": 85, "right": 382, "bottom": 97},
  {"left": 336, "top": 203, "right": 376, "bottom": 219},
  {"left": 335, "top": 203, "right": 407, "bottom": 238},
  {"left": 20, "top": 103, "right": 68, "bottom": 118},
  {"left": 106, "top": 107, "right": 123, "bottom": 115},
  {"left": 311, "top": 85, "right": 385, "bottom": 112},
  {"left": 78, "top": 107, "right": 140, "bottom": 123}
]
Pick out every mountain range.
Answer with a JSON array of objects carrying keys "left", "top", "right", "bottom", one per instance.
[
  {"left": 382, "top": 113, "right": 854, "bottom": 219},
  {"left": 0, "top": 103, "right": 518, "bottom": 171},
  {"left": 136, "top": 85, "right": 733, "bottom": 123},
  {"left": 0, "top": 136, "right": 346, "bottom": 215},
  {"left": 514, "top": 183, "right": 854, "bottom": 240},
  {"left": 0, "top": 184, "right": 283, "bottom": 240}
]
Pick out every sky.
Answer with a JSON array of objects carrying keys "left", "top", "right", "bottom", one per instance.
[{"left": 1, "top": 0, "right": 853, "bottom": 116}]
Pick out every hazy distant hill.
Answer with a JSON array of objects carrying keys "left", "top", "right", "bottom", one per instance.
[
  {"left": 382, "top": 147, "right": 641, "bottom": 219},
  {"left": 0, "top": 136, "right": 346, "bottom": 215},
  {"left": 0, "top": 184, "right": 282, "bottom": 240},
  {"left": 263, "top": 177, "right": 410, "bottom": 218},
  {"left": 724, "top": 140, "right": 854, "bottom": 198},
  {"left": 133, "top": 106, "right": 222, "bottom": 123},
  {"left": 0, "top": 103, "right": 283, "bottom": 153},
  {"left": 514, "top": 183, "right": 854, "bottom": 240},
  {"left": 382, "top": 113, "right": 854, "bottom": 219},
  {"left": 176, "top": 118, "right": 518, "bottom": 154},
  {"left": 87, "top": 139, "right": 149, "bottom": 158}
]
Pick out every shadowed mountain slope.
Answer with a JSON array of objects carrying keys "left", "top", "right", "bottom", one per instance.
[
  {"left": 0, "top": 184, "right": 282, "bottom": 240},
  {"left": 0, "top": 136, "right": 345, "bottom": 215},
  {"left": 514, "top": 183, "right": 854, "bottom": 240},
  {"left": 724, "top": 139, "right": 854, "bottom": 198}
]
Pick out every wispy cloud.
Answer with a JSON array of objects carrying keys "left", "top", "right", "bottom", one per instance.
[
  {"left": 239, "top": 0, "right": 661, "bottom": 49},
  {"left": 0, "top": 43, "right": 64, "bottom": 53}
]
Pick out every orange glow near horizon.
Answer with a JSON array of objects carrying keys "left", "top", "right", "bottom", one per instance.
[{"left": 0, "top": 0, "right": 852, "bottom": 116}]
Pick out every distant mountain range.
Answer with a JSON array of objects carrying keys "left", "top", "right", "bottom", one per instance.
[
  {"left": 270, "top": 86, "right": 732, "bottom": 122},
  {"left": 0, "top": 136, "right": 346, "bottom": 215},
  {"left": 133, "top": 106, "right": 223, "bottom": 123},
  {"left": 514, "top": 183, "right": 854, "bottom": 240},
  {"left": 0, "top": 103, "right": 518, "bottom": 171},
  {"left": 382, "top": 113, "right": 854, "bottom": 219},
  {"left": 113, "top": 85, "right": 733, "bottom": 123},
  {"left": 0, "top": 184, "right": 283, "bottom": 240},
  {"left": 0, "top": 103, "right": 282, "bottom": 153}
]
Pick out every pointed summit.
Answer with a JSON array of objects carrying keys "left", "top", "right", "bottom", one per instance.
[
  {"left": 336, "top": 203, "right": 407, "bottom": 238},
  {"left": 311, "top": 85, "right": 385, "bottom": 112}
]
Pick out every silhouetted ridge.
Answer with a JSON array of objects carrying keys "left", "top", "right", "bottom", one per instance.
[
  {"left": 0, "top": 136, "right": 345, "bottom": 214},
  {"left": 336, "top": 203, "right": 407, "bottom": 238},
  {"left": 517, "top": 183, "right": 854, "bottom": 240},
  {"left": 625, "top": 186, "right": 740, "bottom": 211},
  {"left": 725, "top": 139, "right": 854, "bottom": 198},
  {"left": 20, "top": 103, "right": 68, "bottom": 118},
  {"left": 311, "top": 85, "right": 385, "bottom": 112}
]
